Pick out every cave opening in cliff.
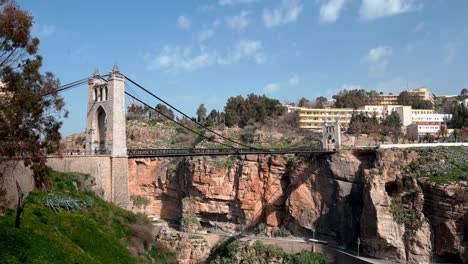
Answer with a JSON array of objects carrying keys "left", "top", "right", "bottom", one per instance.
[
  {"left": 435, "top": 252, "right": 463, "bottom": 263},
  {"left": 385, "top": 181, "right": 401, "bottom": 197}
]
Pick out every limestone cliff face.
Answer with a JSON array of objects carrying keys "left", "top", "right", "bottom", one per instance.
[{"left": 128, "top": 149, "right": 466, "bottom": 263}]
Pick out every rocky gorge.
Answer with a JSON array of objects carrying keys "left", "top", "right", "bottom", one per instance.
[{"left": 128, "top": 147, "right": 467, "bottom": 263}]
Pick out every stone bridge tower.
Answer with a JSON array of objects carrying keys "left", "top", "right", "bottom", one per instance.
[
  {"left": 86, "top": 65, "right": 127, "bottom": 156},
  {"left": 84, "top": 65, "right": 129, "bottom": 208}
]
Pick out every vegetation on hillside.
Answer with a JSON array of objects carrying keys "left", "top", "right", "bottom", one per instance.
[
  {"left": 207, "top": 238, "right": 326, "bottom": 264},
  {"left": 348, "top": 111, "right": 403, "bottom": 143},
  {"left": 0, "top": 171, "right": 174, "bottom": 263},
  {"left": 0, "top": 0, "right": 65, "bottom": 183},
  {"left": 403, "top": 146, "right": 468, "bottom": 183}
]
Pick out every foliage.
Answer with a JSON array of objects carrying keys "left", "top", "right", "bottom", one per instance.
[
  {"left": 397, "top": 91, "right": 433, "bottom": 109},
  {"left": 389, "top": 197, "right": 422, "bottom": 235},
  {"left": 332, "top": 89, "right": 378, "bottom": 109},
  {"left": 273, "top": 226, "right": 290, "bottom": 237},
  {"left": 402, "top": 147, "right": 468, "bottom": 183},
  {"left": 43, "top": 193, "right": 93, "bottom": 212},
  {"left": 130, "top": 195, "right": 150, "bottom": 210},
  {"left": 254, "top": 222, "right": 267, "bottom": 235},
  {"left": 73, "top": 135, "right": 86, "bottom": 146},
  {"left": 153, "top": 103, "right": 174, "bottom": 121},
  {"left": 382, "top": 111, "right": 403, "bottom": 143},
  {"left": 207, "top": 238, "right": 326, "bottom": 264},
  {"left": 0, "top": 1, "right": 65, "bottom": 184},
  {"left": 224, "top": 93, "right": 284, "bottom": 128},
  {"left": 0, "top": 171, "right": 173, "bottom": 263},
  {"left": 285, "top": 250, "right": 328, "bottom": 264},
  {"left": 449, "top": 102, "right": 468, "bottom": 129},
  {"left": 196, "top": 103, "right": 207, "bottom": 122}
]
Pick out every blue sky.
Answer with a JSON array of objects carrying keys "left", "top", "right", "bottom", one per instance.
[{"left": 18, "top": 0, "right": 468, "bottom": 136}]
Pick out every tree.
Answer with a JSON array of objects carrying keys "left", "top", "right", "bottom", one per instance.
[
  {"left": 224, "top": 94, "right": 283, "bottom": 128},
  {"left": 153, "top": 103, "right": 174, "bottom": 121},
  {"left": 458, "top": 88, "right": 468, "bottom": 100},
  {"left": 205, "top": 109, "right": 218, "bottom": 127},
  {"left": 224, "top": 109, "right": 240, "bottom": 127},
  {"left": 196, "top": 103, "right": 207, "bottom": 122},
  {"left": 397, "top": 91, "right": 433, "bottom": 109},
  {"left": 298, "top": 97, "right": 310, "bottom": 107},
  {"left": 314, "top": 96, "right": 327, "bottom": 109},
  {"left": 333, "top": 89, "right": 371, "bottom": 109},
  {"left": 382, "top": 111, "right": 402, "bottom": 143},
  {"left": 438, "top": 125, "right": 448, "bottom": 141},
  {"left": 0, "top": 0, "right": 65, "bottom": 227},
  {"left": 127, "top": 102, "right": 145, "bottom": 118}
]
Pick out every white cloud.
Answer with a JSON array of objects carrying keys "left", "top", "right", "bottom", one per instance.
[
  {"left": 146, "top": 39, "right": 265, "bottom": 72},
  {"left": 177, "top": 15, "right": 191, "bottom": 29},
  {"left": 264, "top": 83, "right": 281, "bottom": 94},
  {"left": 364, "top": 46, "right": 393, "bottom": 76},
  {"left": 198, "top": 29, "right": 215, "bottom": 42},
  {"left": 443, "top": 43, "right": 459, "bottom": 65},
  {"left": 218, "top": 0, "right": 258, "bottom": 6},
  {"left": 414, "top": 22, "right": 424, "bottom": 32},
  {"left": 35, "top": 24, "right": 56, "bottom": 38},
  {"left": 224, "top": 39, "right": 265, "bottom": 64},
  {"left": 359, "top": 0, "right": 422, "bottom": 21},
  {"left": 262, "top": 0, "right": 303, "bottom": 28},
  {"left": 288, "top": 75, "right": 300, "bottom": 86},
  {"left": 319, "top": 0, "right": 349, "bottom": 24},
  {"left": 226, "top": 11, "right": 250, "bottom": 31}
]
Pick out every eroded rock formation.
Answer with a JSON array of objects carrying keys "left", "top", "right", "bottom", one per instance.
[{"left": 128, "top": 149, "right": 467, "bottom": 263}]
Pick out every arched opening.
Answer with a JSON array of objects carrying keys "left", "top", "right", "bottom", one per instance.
[
  {"left": 99, "top": 86, "right": 103, "bottom": 101},
  {"left": 385, "top": 181, "right": 402, "bottom": 197},
  {"left": 96, "top": 106, "right": 107, "bottom": 151}
]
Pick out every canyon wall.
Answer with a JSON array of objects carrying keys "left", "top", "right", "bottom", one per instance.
[{"left": 128, "top": 149, "right": 467, "bottom": 263}]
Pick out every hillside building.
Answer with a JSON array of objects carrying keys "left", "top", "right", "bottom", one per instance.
[
  {"left": 372, "top": 87, "right": 435, "bottom": 106},
  {"left": 287, "top": 103, "right": 451, "bottom": 134}
]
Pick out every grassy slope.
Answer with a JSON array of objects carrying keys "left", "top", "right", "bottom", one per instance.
[
  {"left": 126, "top": 118, "right": 319, "bottom": 150},
  {"left": 403, "top": 146, "right": 468, "bottom": 183},
  {"left": 0, "top": 171, "right": 173, "bottom": 264}
]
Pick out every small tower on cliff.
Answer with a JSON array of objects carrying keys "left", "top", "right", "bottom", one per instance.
[
  {"left": 86, "top": 65, "right": 127, "bottom": 157},
  {"left": 322, "top": 122, "right": 341, "bottom": 151}
]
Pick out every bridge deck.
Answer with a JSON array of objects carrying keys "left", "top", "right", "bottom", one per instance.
[{"left": 127, "top": 148, "right": 335, "bottom": 158}]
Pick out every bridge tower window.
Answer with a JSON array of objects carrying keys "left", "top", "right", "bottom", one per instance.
[
  {"left": 97, "top": 106, "right": 107, "bottom": 150},
  {"left": 94, "top": 88, "right": 97, "bottom": 102}
]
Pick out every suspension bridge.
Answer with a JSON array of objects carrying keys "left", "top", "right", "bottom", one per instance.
[{"left": 55, "top": 65, "right": 337, "bottom": 158}]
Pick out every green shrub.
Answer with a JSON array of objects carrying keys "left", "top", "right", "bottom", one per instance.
[
  {"left": 273, "top": 226, "right": 290, "bottom": 237},
  {"left": 390, "top": 197, "right": 422, "bottom": 235},
  {"left": 402, "top": 147, "right": 468, "bottom": 183},
  {"left": 286, "top": 250, "right": 327, "bottom": 264}
]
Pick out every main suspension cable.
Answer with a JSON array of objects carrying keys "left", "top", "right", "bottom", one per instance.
[{"left": 123, "top": 74, "right": 257, "bottom": 149}]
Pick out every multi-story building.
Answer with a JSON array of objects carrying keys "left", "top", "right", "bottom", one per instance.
[
  {"left": 372, "top": 87, "right": 435, "bottom": 106},
  {"left": 373, "top": 94, "right": 399, "bottom": 105},
  {"left": 408, "top": 87, "right": 435, "bottom": 105},
  {"left": 407, "top": 124, "right": 442, "bottom": 138},
  {"left": 296, "top": 107, "right": 360, "bottom": 131},
  {"left": 287, "top": 103, "right": 451, "bottom": 133}
]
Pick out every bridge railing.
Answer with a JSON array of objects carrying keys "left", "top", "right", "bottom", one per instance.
[{"left": 127, "top": 147, "right": 326, "bottom": 157}]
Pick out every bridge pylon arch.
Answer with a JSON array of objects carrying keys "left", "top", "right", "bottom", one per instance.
[{"left": 85, "top": 65, "right": 127, "bottom": 157}]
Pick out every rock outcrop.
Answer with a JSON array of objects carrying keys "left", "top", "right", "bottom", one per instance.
[{"left": 128, "top": 148, "right": 467, "bottom": 263}]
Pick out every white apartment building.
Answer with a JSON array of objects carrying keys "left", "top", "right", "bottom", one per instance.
[
  {"left": 286, "top": 103, "right": 451, "bottom": 133},
  {"left": 407, "top": 124, "right": 442, "bottom": 138}
]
